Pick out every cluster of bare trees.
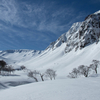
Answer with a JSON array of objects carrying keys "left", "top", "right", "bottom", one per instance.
[
  {"left": 0, "top": 60, "right": 27, "bottom": 76},
  {"left": 0, "top": 60, "right": 15, "bottom": 75},
  {"left": 68, "top": 60, "right": 100, "bottom": 78},
  {"left": 0, "top": 60, "right": 57, "bottom": 83},
  {"left": 28, "top": 69, "right": 57, "bottom": 82}
]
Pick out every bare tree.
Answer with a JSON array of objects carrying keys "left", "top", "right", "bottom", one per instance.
[
  {"left": 0, "top": 65, "right": 15, "bottom": 76},
  {"left": 6, "top": 65, "right": 15, "bottom": 75},
  {"left": 72, "top": 68, "right": 80, "bottom": 78},
  {"left": 68, "top": 72, "right": 76, "bottom": 78},
  {"left": 39, "top": 72, "right": 45, "bottom": 81},
  {"left": 0, "top": 60, "right": 7, "bottom": 74},
  {"left": 52, "top": 70, "right": 57, "bottom": 80},
  {"left": 68, "top": 68, "right": 80, "bottom": 78},
  {"left": 0, "top": 60, "right": 7, "bottom": 68},
  {"left": 78, "top": 65, "right": 91, "bottom": 77},
  {"left": 90, "top": 60, "right": 100, "bottom": 74},
  {"left": 45, "top": 69, "right": 57, "bottom": 80},
  {"left": 68, "top": 60, "right": 100, "bottom": 78},
  {"left": 28, "top": 70, "right": 39, "bottom": 82}
]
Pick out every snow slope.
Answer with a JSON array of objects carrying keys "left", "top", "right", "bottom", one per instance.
[
  {"left": 0, "top": 77, "right": 100, "bottom": 100},
  {"left": 17, "top": 42, "right": 100, "bottom": 78}
]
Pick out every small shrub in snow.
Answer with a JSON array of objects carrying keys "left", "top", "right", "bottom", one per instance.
[{"left": 20, "top": 65, "right": 26, "bottom": 70}]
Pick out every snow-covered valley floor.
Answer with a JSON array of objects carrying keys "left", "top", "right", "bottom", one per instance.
[{"left": 0, "top": 76, "right": 100, "bottom": 100}]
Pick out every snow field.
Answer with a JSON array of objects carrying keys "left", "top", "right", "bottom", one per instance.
[{"left": 0, "top": 77, "right": 100, "bottom": 100}]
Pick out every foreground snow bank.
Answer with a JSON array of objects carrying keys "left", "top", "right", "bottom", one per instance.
[{"left": 0, "top": 76, "right": 100, "bottom": 100}]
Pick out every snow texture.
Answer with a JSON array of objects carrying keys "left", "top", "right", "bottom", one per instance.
[{"left": 0, "top": 77, "right": 100, "bottom": 100}]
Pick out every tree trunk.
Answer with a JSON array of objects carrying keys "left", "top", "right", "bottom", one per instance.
[
  {"left": 33, "top": 76, "right": 38, "bottom": 82},
  {"left": 95, "top": 68, "right": 97, "bottom": 74},
  {"left": 50, "top": 77, "right": 52, "bottom": 80},
  {"left": 84, "top": 72, "right": 88, "bottom": 77},
  {"left": 41, "top": 75, "right": 44, "bottom": 81}
]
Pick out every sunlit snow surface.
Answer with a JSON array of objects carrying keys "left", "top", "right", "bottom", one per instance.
[{"left": 0, "top": 77, "right": 100, "bottom": 100}]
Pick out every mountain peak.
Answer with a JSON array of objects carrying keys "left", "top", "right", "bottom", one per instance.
[
  {"left": 94, "top": 10, "right": 100, "bottom": 14},
  {"left": 47, "top": 10, "right": 100, "bottom": 53},
  {"left": 65, "top": 11, "right": 100, "bottom": 53}
]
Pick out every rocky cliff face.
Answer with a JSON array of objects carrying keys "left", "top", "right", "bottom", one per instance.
[
  {"left": 65, "top": 10, "right": 100, "bottom": 53},
  {"left": 47, "top": 10, "right": 100, "bottom": 53},
  {"left": 46, "top": 22, "right": 82, "bottom": 50}
]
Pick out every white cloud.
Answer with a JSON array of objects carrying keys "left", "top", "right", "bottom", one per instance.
[
  {"left": 0, "top": 0, "right": 83, "bottom": 34},
  {"left": 0, "top": 0, "right": 20, "bottom": 25},
  {"left": 0, "top": 0, "right": 88, "bottom": 38}
]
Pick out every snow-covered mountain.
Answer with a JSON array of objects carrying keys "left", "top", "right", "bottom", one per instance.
[
  {"left": 46, "top": 22, "right": 82, "bottom": 50},
  {"left": 0, "top": 10, "right": 100, "bottom": 76},
  {"left": 0, "top": 49, "right": 42, "bottom": 65},
  {"left": 0, "top": 49, "right": 42, "bottom": 57},
  {"left": 47, "top": 10, "right": 100, "bottom": 53}
]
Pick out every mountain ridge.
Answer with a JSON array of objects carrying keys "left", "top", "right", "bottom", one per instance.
[
  {"left": 47, "top": 10, "right": 100, "bottom": 53},
  {"left": 0, "top": 10, "right": 100, "bottom": 54}
]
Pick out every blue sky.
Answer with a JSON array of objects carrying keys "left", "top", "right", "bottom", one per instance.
[{"left": 0, "top": 0, "right": 100, "bottom": 50}]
